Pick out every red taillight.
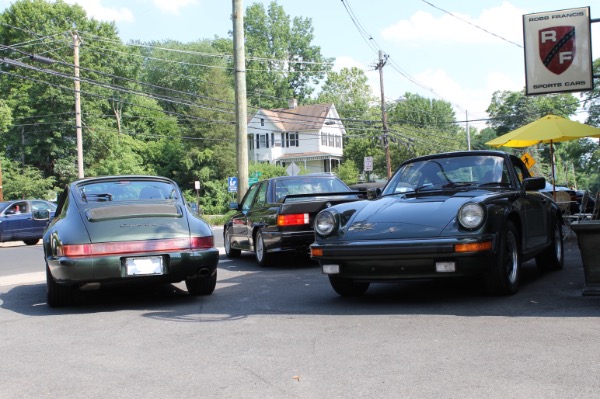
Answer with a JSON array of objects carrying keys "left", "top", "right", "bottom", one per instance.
[
  {"left": 190, "top": 236, "right": 214, "bottom": 249},
  {"left": 277, "top": 213, "right": 309, "bottom": 226},
  {"left": 58, "top": 237, "right": 213, "bottom": 257}
]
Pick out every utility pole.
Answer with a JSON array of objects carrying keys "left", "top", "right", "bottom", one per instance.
[
  {"left": 466, "top": 110, "right": 471, "bottom": 150},
  {"left": 376, "top": 50, "right": 392, "bottom": 179},
  {"left": 0, "top": 159, "right": 3, "bottom": 201},
  {"left": 73, "top": 31, "right": 84, "bottom": 178},
  {"left": 232, "top": 0, "right": 249, "bottom": 201}
]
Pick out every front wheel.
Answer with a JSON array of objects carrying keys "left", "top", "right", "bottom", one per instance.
[
  {"left": 46, "top": 265, "right": 75, "bottom": 307},
  {"left": 483, "top": 221, "right": 521, "bottom": 295},
  {"left": 23, "top": 239, "right": 39, "bottom": 246},
  {"left": 535, "top": 218, "right": 564, "bottom": 271},
  {"left": 328, "top": 275, "right": 370, "bottom": 297},
  {"left": 186, "top": 271, "right": 217, "bottom": 296}
]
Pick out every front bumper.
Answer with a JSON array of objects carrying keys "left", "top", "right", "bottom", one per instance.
[
  {"left": 311, "top": 235, "right": 497, "bottom": 280},
  {"left": 47, "top": 248, "right": 219, "bottom": 285}
]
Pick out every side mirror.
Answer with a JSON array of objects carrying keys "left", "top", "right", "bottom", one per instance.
[
  {"left": 32, "top": 209, "right": 50, "bottom": 220},
  {"left": 521, "top": 176, "right": 546, "bottom": 194},
  {"left": 367, "top": 188, "right": 381, "bottom": 200}
]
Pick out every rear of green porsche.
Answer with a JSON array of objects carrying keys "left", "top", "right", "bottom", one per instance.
[{"left": 44, "top": 178, "right": 219, "bottom": 295}]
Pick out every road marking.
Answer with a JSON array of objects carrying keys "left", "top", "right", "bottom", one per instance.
[
  {"left": 0, "top": 247, "right": 226, "bottom": 287},
  {"left": 0, "top": 272, "right": 45, "bottom": 287}
]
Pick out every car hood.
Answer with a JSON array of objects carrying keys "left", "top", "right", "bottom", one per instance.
[
  {"left": 81, "top": 203, "right": 191, "bottom": 242},
  {"left": 339, "top": 193, "right": 479, "bottom": 240}
]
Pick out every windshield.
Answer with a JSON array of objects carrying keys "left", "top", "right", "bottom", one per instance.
[
  {"left": 77, "top": 180, "right": 179, "bottom": 203},
  {"left": 382, "top": 154, "right": 510, "bottom": 195}
]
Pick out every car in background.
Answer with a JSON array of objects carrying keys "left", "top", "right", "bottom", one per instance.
[
  {"left": 311, "top": 150, "right": 564, "bottom": 297},
  {"left": 40, "top": 175, "right": 219, "bottom": 307},
  {"left": 0, "top": 199, "right": 56, "bottom": 245},
  {"left": 224, "top": 175, "right": 364, "bottom": 266}
]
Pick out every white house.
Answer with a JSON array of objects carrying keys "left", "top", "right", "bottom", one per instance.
[{"left": 247, "top": 99, "right": 345, "bottom": 174}]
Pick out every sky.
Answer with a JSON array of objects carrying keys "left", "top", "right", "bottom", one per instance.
[{"left": 1, "top": 0, "right": 599, "bottom": 128}]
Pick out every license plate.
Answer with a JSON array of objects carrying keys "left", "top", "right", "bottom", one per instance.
[{"left": 125, "top": 256, "right": 163, "bottom": 276}]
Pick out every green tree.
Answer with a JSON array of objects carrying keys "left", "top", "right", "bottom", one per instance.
[
  {"left": 334, "top": 159, "right": 360, "bottom": 185},
  {"left": 316, "top": 67, "right": 376, "bottom": 120},
  {"left": 2, "top": 158, "right": 57, "bottom": 200},
  {"left": 242, "top": 1, "right": 333, "bottom": 108}
]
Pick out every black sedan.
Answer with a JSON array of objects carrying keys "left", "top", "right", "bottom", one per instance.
[
  {"left": 224, "top": 175, "right": 362, "bottom": 266},
  {"left": 41, "top": 175, "right": 219, "bottom": 307},
  {"left": 0, "top": 199, "right": 56, "bottom": 245},
  {"left": 310, "top": 150, "right": 564, "bottom": 297}
]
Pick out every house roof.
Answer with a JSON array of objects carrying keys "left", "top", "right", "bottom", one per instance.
[{"left": 258, "top": 103, "right": 335, "bottom": 132}]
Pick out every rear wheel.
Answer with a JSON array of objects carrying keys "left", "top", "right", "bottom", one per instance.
[
  {"left": 186, "top": 271, "right": 217, "bottom": 296},
  {"left": 328, "top": 275, "right": 370, "bottom": 297},
  {"left": 536, "top": 218, "right": 564, "bottom": 271},
  {"left": 255, "top": 230, "right": 274, "bottom": 267},
  {"left": 23, "top": 239, "right": 39, "bottom": 246},
  {"left": 224, "top": 228, "right": 241, "bottom": 258},
  {"left": 483, "top": 221, "right": 521, "bottom": 295},
  {"left": 46, "top": 264, "right": 74, "bottom": 307}
]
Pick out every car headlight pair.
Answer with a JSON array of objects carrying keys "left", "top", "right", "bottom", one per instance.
[{"left": 458, "top": 202, "right": 485, "bottom": 229}]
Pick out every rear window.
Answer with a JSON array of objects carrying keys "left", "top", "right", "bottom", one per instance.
[
  {"left": 77, "top": 180, "right": 178, "bottom": 203},
  {"left": 274, "top": 178, "right": 352, "bottom": 202}
]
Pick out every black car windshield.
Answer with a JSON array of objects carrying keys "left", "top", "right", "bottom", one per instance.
[
  {"left": 382, "top": 154, "right": 511, "bottom": 196},
  {"left": 78, "top": 180, "right": 178, "bottom": 202}
]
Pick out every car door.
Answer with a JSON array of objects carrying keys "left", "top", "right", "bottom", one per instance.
[
  {"left": 30, "top": 201, "right": 54, "bottom": 236},
  {"left": 2, "top": 201, "right": 32, "bottom": 240},
  {"left": 511, "top": 157, "right": 547, "bottom": 248},
  {"left": 244, "top": 182, "right": 272, "bottom": 248},
  {"left": 230, "top": 183, "right": 261, "bottom": 250}
]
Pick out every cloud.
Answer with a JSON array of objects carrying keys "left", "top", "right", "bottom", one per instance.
[
  {"left": 63, "top": 0, "right": 134, "bottom": 23},
  {"left": 153, "top": 0, "right": 198, "bottom": 15},
  {"left": 381, "top": 2, "right": 525, "bottom": 46}
]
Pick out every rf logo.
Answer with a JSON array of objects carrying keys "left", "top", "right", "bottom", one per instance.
[{"left": 539, "top": 26, "right": 575, "bottom": 75}]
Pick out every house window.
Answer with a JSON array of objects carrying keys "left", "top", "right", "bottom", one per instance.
[
  {"left": 286, "top": 132, "right": 299, "bottom": 147},
  {"left": 335, "top": 135, "right": 341, "bottom": 148},
  {"left": 248, "top": 136, "right": 254, "bottom": 150},
  {"left": 260, "top": 118, "right": 264, "bottom": 127},
  {"left": 321, "top": 132, "right": 327, "bottom": 146},
  {"left": 259, "top": 134, "right": 268, "bottom": 149},
  {"left": 328, "top": 133, "right": 334, "bottom": 147}
]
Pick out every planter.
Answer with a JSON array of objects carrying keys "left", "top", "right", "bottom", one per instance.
[{"left": 571, "top": 220, "right": 600, "bottom": 296}]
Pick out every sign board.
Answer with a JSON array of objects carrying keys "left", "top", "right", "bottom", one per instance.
[
  {"left": 286, "top": 162, "right": 300, "bottom": 176},
  {"left": 521, "top": 153, "right": 536, "bottom": 169},
  {"left": 194, "top": 181, "right": 200, "bottom": 190},
  {"left": 248, "top": 177, "right": 259, "bottom": 185},
  {"left": 227, "top": 176, "right": 237, "bottom": 192},
  {"left": 523, "top": 7, "right": 593, "bottom": 95},
  {"left": 364, "top": 156, "right": 373, "bottom": 172}
]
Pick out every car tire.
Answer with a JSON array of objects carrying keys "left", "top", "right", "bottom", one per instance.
[
  {"left": 46, "top": 264, "right": 74, "bottom": 307},
  {"left": 23, "top": 239, "right": 39, "bottom": 246},
  {"left": 535, "top": 217, "right": 564, "bottom": 271},
  {"left": 483, "top": 221, "right": 521, "bottom": 295},
  {"left": 224, "top": 228, "right": 241, "bottom": 258},
  {"left": 328, "top": 275, "right": 370, "bottom": 297},
  {"left": 185, "top": 271, "right": 217, "bottom": 296},
  {"left": 255, "top": 230, "right": 274, "bottom": 267}
]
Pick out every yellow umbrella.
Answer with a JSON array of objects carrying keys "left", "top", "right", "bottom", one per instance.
[
  {"left": 486, "top": 114, "right": 600, "bottom": 198},
  {"left": 486, "top": 114, "right": 600, "bottom": 147}
]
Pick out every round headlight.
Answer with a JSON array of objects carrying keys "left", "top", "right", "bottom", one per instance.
[
  {"left": 458, "top": 203, "right": 485, "bottom": 229},
  {"left": 315, "top": 211, "right": 337, "bottom": 236}
]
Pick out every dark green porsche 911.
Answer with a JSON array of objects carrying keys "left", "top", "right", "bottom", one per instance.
[
  {"left": 311, "top": 150, "right": 564, "bottom": 297},
  {"left": 41, "top": 175, "right": 219, "bottom": 307}
]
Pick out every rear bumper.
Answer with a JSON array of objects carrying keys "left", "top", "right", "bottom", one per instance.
[
  {"left": 261, "top": 230, "right": 315, "bottom": 255},
  {"left": 47, "top": 248, "right": 219, "bottom": 285}
]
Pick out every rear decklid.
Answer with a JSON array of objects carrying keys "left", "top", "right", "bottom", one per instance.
[{"left": 80, "top": 202, "right": 190, "bottom": 243}]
